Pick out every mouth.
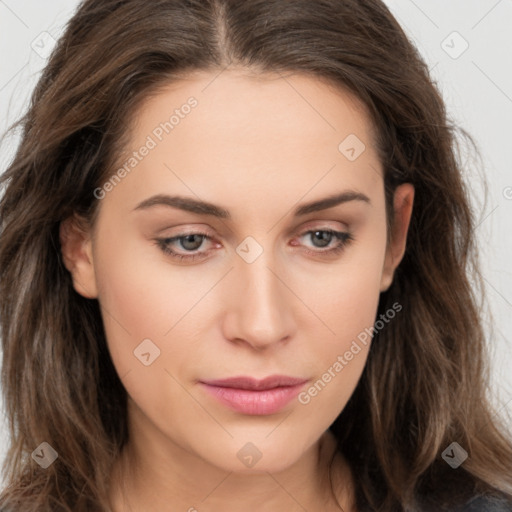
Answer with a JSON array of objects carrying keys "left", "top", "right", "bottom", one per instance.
[{"left": 199, "top": 375, "right": 309, "bottom": 415}]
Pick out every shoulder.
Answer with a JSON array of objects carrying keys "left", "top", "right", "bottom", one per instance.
[{"left": 457, "top": 494, "right": 512, "bottom": 512}]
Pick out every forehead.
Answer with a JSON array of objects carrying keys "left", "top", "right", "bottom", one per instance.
[
  {"left": 131, "top": 68, "right": 376, "bottom": 150},
  {"left": 102, "top": 69, "right": 383, "bottom": 220}
]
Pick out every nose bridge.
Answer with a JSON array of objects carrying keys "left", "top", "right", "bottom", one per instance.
[{"left": 224, "top": 240, "right": 295, "bottom": 348}]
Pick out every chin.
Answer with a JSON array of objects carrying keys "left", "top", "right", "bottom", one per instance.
[{"left": 197, "top": 436, "right": 315, "bottom": 475}]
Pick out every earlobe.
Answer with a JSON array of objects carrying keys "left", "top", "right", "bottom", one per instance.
[
  {"left": 380, "top": 183, "right": 415, "bottom": 292},
  {"left": 59, "top": 214, "right": 98, "bottom": 299}
]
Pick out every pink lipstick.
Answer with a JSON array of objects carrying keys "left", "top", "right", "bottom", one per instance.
[{"left": 199, "top": 375, "right": 308, "bottom": 415}]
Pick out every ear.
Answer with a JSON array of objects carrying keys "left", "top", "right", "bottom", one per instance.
[
  {"left": 59, "top": 214, "right": 98, "bottom": 299},
  {"left": 380, "top": 183, "right": 415, "bottom": 292}
]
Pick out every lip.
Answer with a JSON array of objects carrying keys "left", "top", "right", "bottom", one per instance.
[{"left": 199, "top": 375, "right": 308, "bottom": 415}]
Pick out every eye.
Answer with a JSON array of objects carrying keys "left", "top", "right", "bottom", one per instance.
[
  {"left": 293, "top": 229, "right": 353, "bottom": 257},
  {"left": 154, "top": 227, "right": 353, "bottom": 263},
  {"left": 154, "top": 231, "right": 217, "bottom": 262}
]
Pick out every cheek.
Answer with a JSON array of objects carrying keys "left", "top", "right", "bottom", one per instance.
[
  {"left": 307, "top": 220, "right": 387, "bottom": 339},
  {"left": 92, "top": 228, "right": 207, "bottom": 438},
  {"left": 295, "top": 223, "right": 387, "bottom": 411},
  {"left": 92, "top": 222, "right": 209, "bottom": 379},
  {"left": 295, "top": 281, "right": 379, "bottom": 428}
]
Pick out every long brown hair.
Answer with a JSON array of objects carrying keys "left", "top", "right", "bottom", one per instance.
[{"left": 1, "top": 0, "right": 511, "bottom": 510}]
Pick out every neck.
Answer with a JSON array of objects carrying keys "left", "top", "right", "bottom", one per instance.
[{"left": 108, "top": 409, "right": 355, "bottom": 512}]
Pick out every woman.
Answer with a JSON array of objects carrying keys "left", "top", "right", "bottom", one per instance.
[{"left": 0, "top": 0, "right": 511, "bottom": 510}]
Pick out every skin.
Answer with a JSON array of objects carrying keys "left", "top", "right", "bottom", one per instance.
[{"left": 60, "top": 69, "right": 414, "bottom": 512}]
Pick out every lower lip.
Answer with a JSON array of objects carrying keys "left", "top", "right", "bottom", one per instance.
[{"left": 199, "top": 382, "right": 306, "bottom": 415}]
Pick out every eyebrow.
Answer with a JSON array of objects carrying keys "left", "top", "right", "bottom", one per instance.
[{"left": 132, "top": 190, "right": 371, "bottom": 219}]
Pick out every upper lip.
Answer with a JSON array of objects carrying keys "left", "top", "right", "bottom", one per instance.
[{"left": 200, "top": 375, "right": 308, "bottom": 391}]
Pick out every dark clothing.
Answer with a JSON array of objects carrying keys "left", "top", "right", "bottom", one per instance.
[{"left": 458, "top": 494, "right": 512, "bottom": 511}]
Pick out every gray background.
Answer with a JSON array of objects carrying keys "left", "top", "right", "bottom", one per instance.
[{"left": 1, "top": 0, "right": 511, "bottom": 485}]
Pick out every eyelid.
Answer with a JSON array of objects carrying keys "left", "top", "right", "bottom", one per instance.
[
  {"left": 290, "top": 219, "right": 350, "bottom": 236},
  {"left": 158, "top": 220, "right": 349, "bottom": 245},
  {"left": 157, "top": 224, "right": 217, "bottom": 238}
]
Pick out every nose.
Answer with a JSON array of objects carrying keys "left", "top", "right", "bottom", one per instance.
[{"left": 221, "top": 248, "right": 297, "bottom": 351}]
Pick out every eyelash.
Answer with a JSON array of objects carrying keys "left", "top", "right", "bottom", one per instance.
[{"left": 154, "top": 228, "right": 353, "bottom": 263}]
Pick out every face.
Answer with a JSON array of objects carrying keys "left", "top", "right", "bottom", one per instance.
[{"left": 61, "top": 69, "right": 413, "bottom": 474}]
